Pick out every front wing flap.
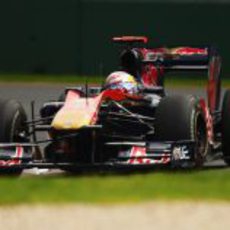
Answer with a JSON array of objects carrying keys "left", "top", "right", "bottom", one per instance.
[
  {"left": 106, "top": 140, "right": 195, "bottom": 167},
  {"left": 0, "top": 143, "right": 34, "bottom": 167},
  {"left": 0, "top": 141, "right": 195, "bottom": 170}
]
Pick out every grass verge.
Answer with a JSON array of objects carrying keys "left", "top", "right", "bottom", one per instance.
[
  {"left": 0, "top": 74, "right": 103, "bottom": 84},
  {"left": 0, "top": 74, "right": 230, "bottom": 87},
  {"left": 0, "top": 168, "right": 229, "bottom": 205}
]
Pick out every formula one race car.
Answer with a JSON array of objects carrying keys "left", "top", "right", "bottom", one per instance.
[{"left": 0, "top": 36, "right": 229, "bottom": 175}]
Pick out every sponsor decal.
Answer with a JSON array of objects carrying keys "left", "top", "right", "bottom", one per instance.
[
  {"left": 119, "top": 147, "right": 170, "bottom": 165},
  {"left": 113, "top": 36, "right": 148, "bottom": 44},
  {"left": 52, "top": 90, "right": 103, "bottom": 130},
  {"left": 128, "top": 146, "right": 148, "bottom": 164},
  {"left": 145, "top": 52, "right": 164, "bottom": 62},
  {"left": 172, "top": 146, "right": 190, "bottom": 160},
  {"left": 170, "top": 47, "right": 208, "bottom": 55},
  {"left": 0, "top": 146, "right": 23, "bottom": 166}
]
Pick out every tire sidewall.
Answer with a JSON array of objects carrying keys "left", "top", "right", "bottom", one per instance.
[
  {"left": 0, "top": 99, "right": 27, "bottom": 142},
  {"left": 0, "top": 99, "right": 27, "bottom": 175},
  {"left": 221, "top": 89, "right": 230, "bottom": 165},
  {"left": 155, "top": 95, "right": 208, "bottom": 167}
]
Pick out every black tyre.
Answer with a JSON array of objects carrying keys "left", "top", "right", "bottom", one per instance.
[
  {"left": 155, "top": 95, "right": 209, "bottom": 167},
  {"left": 221, "top": 89, "right": 230, "bottom": 166},
  {"left": 0, "top": 99, "right": 27, "bottom": 175}
]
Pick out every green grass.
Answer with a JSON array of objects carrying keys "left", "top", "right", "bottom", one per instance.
[
  {"left": 0, "top": 73, "right": 230, "bottom": 87},
  {"left": 0, "top": 74, "right": 103, "bottom": 84},
  {"left": 0, "top": 169, "right": 229, "bottom": 205}
]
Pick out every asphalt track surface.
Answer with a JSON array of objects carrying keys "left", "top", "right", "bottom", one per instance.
[{"left": 0, "top": 83, "right": 227, "bottom": 175}]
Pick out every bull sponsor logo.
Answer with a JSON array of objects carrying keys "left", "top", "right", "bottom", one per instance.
[{"left": 170, "top": 47, "right": 208, "bottom": 56}]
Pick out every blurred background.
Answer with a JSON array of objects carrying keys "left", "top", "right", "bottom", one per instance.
[
  {"left": 0, "top": 0, "right": 229, "bottom": 77},
  {"left": 0, "top": 3, "right": 229, "bottom": 229}
]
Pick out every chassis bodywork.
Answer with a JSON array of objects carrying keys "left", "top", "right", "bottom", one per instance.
[{"left": 0, "top": 36, "right": 224, "bottom": 172}]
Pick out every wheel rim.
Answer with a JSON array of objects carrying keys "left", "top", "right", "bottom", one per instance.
[{"left": 10, "top": 110, "right": 27, "bottom": 142}]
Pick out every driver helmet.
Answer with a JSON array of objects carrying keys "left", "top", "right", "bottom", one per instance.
[{"left": 104, "top": 71, "right": 138, "bottom": 94}]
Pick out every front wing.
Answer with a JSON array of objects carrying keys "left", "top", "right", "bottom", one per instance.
[{"left": 0, "top": 140, "right": 196, "bottom": 171}]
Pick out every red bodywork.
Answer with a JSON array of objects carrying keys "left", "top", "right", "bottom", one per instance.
[
  {"left": 0, "top": 36, "right": 222, "bottom": 170},
  {"left": 113, "top": 36, "right": 148, "bottom": 44},
  {"left": 113, "top": 36, "right": 221, "bottom": 148},
  {"left": 115, "top": 36, "right": 221, "bottom": 114}
]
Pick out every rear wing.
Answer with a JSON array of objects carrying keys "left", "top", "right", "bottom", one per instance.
[
  {"left": 143, "top": 46, "right": 218, "bottom": 71},
  {"left": 143, "top": 46, "right": 222, "bottom": 113},
  {"left": 163, "top": 47, "right": 209, "bottom": 71},
  {"left": 112, "top": 36, "right": 148, "bottom": 44},
  {"left": 112, "top": 36, "right": 218, "bottom": 69},
  {"left": 112, "top": 36, "right": 222, "bottom": 112}
]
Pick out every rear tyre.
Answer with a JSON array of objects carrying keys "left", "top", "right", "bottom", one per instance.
[
  {"left": 155, "top": 95, "right": 208, "bottom": 167},
  {"left": 0, "top": 99, "right": 27, "bottom": 175},
  {"left": 221, "top": 89, "right": 230, "bottom": 166}
]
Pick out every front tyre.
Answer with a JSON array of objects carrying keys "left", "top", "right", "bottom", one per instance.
[
  {"left": 0, "top": 99, "right": 27, "bottom": 175},
  {"left": 155, "top": 95, "right": 209, "bottom": 167},
  {"left": 221, "top": 89, "right": 230, "bottom": 166}
]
